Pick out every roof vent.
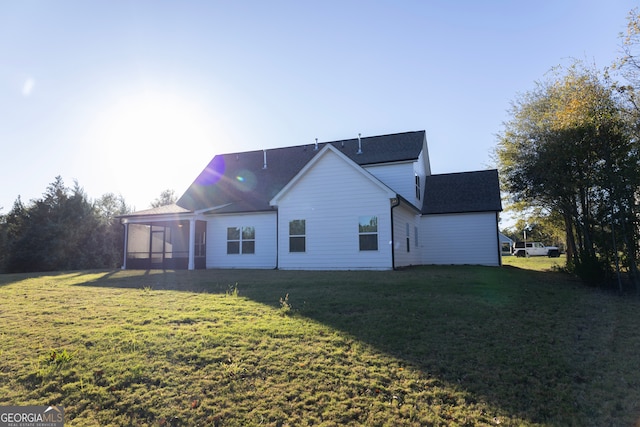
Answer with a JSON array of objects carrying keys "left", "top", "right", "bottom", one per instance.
[
  {"left": 357, "top": 133, "right": 362, "bottom": 154},
  {"left": 314, "top": 138, "right": 318, "bottom": 151},
  {"left": 263, "top": 149, "right": 267, "bottom": 169}
]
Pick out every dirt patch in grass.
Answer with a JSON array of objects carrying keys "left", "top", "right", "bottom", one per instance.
[{"left": 1, "top": 267, "right": 639, "bottom": 426}]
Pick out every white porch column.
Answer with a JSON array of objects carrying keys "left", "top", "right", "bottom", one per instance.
[
  {"left": 122, "top": 221, "right": 129, "bottom": 270},
  {"left": 188, "top": 218, "right": 196, "bottom": 270}
]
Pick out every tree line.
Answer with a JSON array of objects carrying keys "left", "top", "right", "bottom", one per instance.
[
  {"left": 496, "top": 10, "right": 640, "bottom": 292},
  {"left": 0, "top": 177, "right": 176, "bottom": 273}
]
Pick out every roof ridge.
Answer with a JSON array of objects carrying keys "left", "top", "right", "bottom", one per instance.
[{"left": 217, "top": 130, "right": 426, "bottom": 157}]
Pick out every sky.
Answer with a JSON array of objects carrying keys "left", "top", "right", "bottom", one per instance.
[{"left": 0, "top": 0, "right": 637, "bottom": 213}]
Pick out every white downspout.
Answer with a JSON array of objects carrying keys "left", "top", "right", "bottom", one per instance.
[{"left": 188, "top": 218, "right": 196, "bottom": 270}]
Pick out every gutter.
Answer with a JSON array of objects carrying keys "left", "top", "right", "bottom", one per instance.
[{"left": 390, "top": 196, "right": 401, "bottom": 270}]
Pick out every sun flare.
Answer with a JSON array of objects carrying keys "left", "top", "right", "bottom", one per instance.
[{"left": 85, "top": 89, "right": 219, "bottom": 208}]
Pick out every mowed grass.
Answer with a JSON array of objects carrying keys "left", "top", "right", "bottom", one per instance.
[
  {"left": 1, "top": 262, "right": 639, "bottom": 426},
  {"left": 501, "top": 254, "right": 566, "bottom": 271}
]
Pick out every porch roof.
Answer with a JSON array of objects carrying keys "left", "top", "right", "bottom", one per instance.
[{"left": 119, "top": 203, "right": 193, "bottom": 218}]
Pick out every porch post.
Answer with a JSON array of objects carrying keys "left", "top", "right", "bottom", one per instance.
[
  {"left": 188, "top": 218, "right": 196, "bottom": 270},
  {"left": 122, "top": 221, "right": 128, "bottom": 270}
]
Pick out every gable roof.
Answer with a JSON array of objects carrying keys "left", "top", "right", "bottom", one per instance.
[
  {"left": 177, "top": 131, "right": 425, "bottom": 212},
  {"left": 422, "top": 169, "right": 502, "bottom": 214},
  {"left": 270, "top": 144, "right": 396, "bottom": 206}
]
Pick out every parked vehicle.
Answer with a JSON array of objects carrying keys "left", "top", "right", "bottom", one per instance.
[{"left": 512, "top": 241, "right": 560, "bottom": 257}]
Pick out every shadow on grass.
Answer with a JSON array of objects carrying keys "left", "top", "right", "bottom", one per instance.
[
  {"left": 74, "top": 266, "right": 639, "bottom": 425},
  {"left": 0, "top": 270, "right": 95, "bottom": 287}
]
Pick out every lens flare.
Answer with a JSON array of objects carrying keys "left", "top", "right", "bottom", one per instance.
[{"left": 195, "top": 156, "right": 225, "bottom": 186}]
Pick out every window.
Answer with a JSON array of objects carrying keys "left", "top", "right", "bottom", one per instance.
[
  {"left": 406, "top": 223, "right": 410, "bottom": 253},
  {"left": 227, "top": 227, "right": 240, "bottom": 254},
  {"left": 415, "top": 174, "right": 421, "bottom": 200},
  {"left": 289, "top": 220, "right": 306, "bottom": 252},
  {"left": 227, "top": 226, "right": 255, "bottom": 254},
  {"left": 359, "top": 216, "right": 378, "bottom": 251},
  {"left": 242, "top": 226, "right": 255, "bottom": 254}
]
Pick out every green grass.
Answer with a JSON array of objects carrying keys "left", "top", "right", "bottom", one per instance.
[
  {"left": 1, "top": 263, "right": 639, "bottom": 426},
  {"left": 501, "top": 254, "right": 566, "bottom": 271}
]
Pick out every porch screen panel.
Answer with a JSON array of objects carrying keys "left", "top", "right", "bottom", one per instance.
[{"left": 127, "top": 224, "right": 151, "bottom": 259}]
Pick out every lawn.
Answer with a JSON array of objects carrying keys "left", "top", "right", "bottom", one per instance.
[
  {"left": 501, "top": 254, "right": 566, "bottom": 271},
  {"left": 1, "top": 261, "right": 639, "bottom": 426}
]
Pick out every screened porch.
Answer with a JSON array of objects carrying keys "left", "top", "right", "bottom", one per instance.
[{"left": 124, "top": 220, "right": 206, "bottom": 270}]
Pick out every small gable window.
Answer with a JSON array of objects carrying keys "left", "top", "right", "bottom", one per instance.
[
  {"left": 227, "top": 226, "right": 255, "bottom": 254},
  {"left": 289, "top": 220, "right": 306, "bottom": 252},
  {"left": 415, "top": 174, "right": 421, "bottom": 200},
  {"left": 359, "top": 216, "right": 378, "bottom": 251}
]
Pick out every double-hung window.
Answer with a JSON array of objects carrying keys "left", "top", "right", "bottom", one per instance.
[
  {"left": 227, "top": 226, "right": 255, "bottom": 254},
  {"left": 359, "top": 216, "right": 378, "bottom": 251},
  {"left": 289, "top": 220, "right": 306, "bottom": 252}
]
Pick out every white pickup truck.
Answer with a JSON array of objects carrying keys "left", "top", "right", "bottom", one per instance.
[{"left": 512, "top": 241, "right": 560, "bottom": 258}]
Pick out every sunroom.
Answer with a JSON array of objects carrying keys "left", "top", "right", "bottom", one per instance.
[{"left": 119, "top": 205, "right": 206, "bottom": 270}]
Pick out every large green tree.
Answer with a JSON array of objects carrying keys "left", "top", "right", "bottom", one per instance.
[
  {"left": 0, "top": 177, "right": 130, "bottom": 273},
  {"left": 496, "top": 63, "right": 640, "bottom": 289}
]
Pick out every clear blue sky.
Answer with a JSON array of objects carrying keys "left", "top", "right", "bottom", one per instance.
[{"left": 1, "top": 1, "right": 636, "bottom": 212}]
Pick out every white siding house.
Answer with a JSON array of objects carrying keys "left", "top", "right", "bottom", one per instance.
[
  {"left": 271, "top": 145, "right": 395, "bottom": 270},
  {"left": 119, "top": 130, "right": 503, "bottom": 270}
]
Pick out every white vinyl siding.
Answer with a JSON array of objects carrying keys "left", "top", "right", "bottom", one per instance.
[
  {"left": 275, "top": 150, "right": 393, "bottom": 270},
  {"left": 420, "top": 212, "right": 500, "bottom": 266},
  {"left": 364, "top": 162, "right": 415, "bottom": 205},
  {"left": 206, "top": 212, "right": 277, "bottom": 269},
  {"left": 392, "top": 202, "right": 421, "bottom": 267}
]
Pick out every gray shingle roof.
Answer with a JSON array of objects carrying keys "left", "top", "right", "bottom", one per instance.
[
  {"left": 177, "top": 131, "right": 425, "bottom": 212},
  {"left": 422, "top": 169, "right": 502, "bottom": 214}
]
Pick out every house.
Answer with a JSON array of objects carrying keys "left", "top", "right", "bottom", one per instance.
[{"left": 119, "top": 131, "right": 502, "bottom": 270}]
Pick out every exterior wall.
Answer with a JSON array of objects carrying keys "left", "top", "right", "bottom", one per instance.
[
  {"left": 276, "top": 151, "right": 394, "bottom": 270},
  {"left": 418, "top": 138, "right": 431, "bottom": 176},
  {"left": 365, "top": 162, "right": 416, "bottom": 206},
  {"left": 392, "top": 202, "right": 422, "bottom": 268},
  {"left": 420, "top": 211, "right": 500, "bottom": 266},
  {"left": 206, "top": 212, "right": 277, "bottom": 269},
  {"left": 414, "top": 150, "right": 429, "bottom": 211}
]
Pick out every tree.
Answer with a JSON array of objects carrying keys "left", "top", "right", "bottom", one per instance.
[
  {"left": 496, "top": 62, "right": 640, "bottom": 289},
  {"left": 0, "top": 177, "right": 131, "bottom": 273},
  {"left": 151, "top": 189, "right": 177, "bottom": 208},
  {"left": 94, "top": 193, "right": 131, "bottom": 268},
  {"left": 614, "top": 8, "right": 640, "bottom": 288}
]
